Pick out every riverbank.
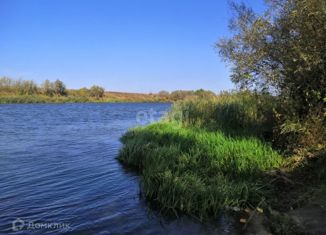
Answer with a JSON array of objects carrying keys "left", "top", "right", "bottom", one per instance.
[
  {"left": 118, "top": 122, "right": 283, "bottom": 216},
  {"left": 0, "top": 77, "right": 219, "bottom": 104},
  {"left": 118, "top": 91, "right": 326, "bottom": 234},
  {"left": 0, "top": 92, "right": 171, "bottom": 104},
  {"left": 0, "top": 90, "right": 217, "bottom": 104}
]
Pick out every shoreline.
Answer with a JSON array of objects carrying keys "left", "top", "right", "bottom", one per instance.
[
  {"left": 0, "top": 100, "right": 172, "bottom": 104},
  {"left": 0, "top": 95, "right": 173, "bottom": 104},
  {"left": 117, "top": 91, "right": 326, "bottom": 234},
  {"left": 119, "top": 122, "right": 326, "bottom": 234}
]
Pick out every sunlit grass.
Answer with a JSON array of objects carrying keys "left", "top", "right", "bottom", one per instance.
[
  {"left": 167, "top": 91, "right": 278, "bottom": 139},
  {"left": 118, "top": 122, "right": 284, "bottom": 218}
]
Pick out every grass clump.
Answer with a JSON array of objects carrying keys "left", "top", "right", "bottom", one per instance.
[{"left": 118, "top": 122, "right": 283, "bottom": 218}]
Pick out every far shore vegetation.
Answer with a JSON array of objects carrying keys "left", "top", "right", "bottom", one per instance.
[
  {"left": 118, "top": 0, "right": 326, "bottom": 234},
  {"left": 0, "top": 77, "right": 207, "bottom": 104}
]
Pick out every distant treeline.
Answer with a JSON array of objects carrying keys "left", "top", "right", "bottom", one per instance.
[
  {"left": 0, "top": 77, "right": 105, "bottom": 98},
  {"left": 0, "top": 77, "right": 216, "bottom": 103}
]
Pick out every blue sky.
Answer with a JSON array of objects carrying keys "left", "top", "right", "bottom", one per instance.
[{"left": 0, "top": 0, "right": 264, "bottom": 93}]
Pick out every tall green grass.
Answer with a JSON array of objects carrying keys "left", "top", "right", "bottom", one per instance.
[
  {"left": 168, "top": 91, "right": 278, "bottom": 139},
  {"left": 119, "top": 121, "right": 283, "bottom": 218}
]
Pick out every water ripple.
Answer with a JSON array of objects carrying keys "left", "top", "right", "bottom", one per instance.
[{"left": 0, "top": 103, "right": 237, "bottom": 234}]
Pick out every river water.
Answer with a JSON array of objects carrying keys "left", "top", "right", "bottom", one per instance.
[{"left": 0, "top": 103, "right": 236, "bottom": 234}]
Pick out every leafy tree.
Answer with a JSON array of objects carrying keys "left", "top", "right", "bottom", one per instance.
[
  {"left": 42, "top": 79, "right": 54, "bottom": 96},
  {"left": 89, "top": 85, "right": 105, "bottom": 98},
  {"left": 54, "top": 79, "right": 66, "bottom": 96},
  {"left": 217, "top": 0, "right": 326, "bottom": 152},
  {"left": 216, "top": 0, "right": 326, "bottom": 118}
]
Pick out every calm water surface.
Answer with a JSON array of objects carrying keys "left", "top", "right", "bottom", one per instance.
[{"left": 0, "top": 103, "right": 236, "bottom": 234}]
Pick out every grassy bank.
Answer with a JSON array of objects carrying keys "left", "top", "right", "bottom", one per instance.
[
  {"left": 118, "top": 92, "right": 285, "bottom": 218},
  {"left": 118, "top": 91, "right": 326, "bottom": 233},
  {"left": 119, "top": 122, "right": 283, "bottom": 218},
  {"left": 0, "top": 93, "right": 170, "bottom": 104},
  {"left": 0, "top": 90, "right": 220, "bottom": 104}
]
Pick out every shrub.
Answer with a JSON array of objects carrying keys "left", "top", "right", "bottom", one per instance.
[
  {"left": 89, "top": 85, "right": 105, "bottom": 98},
  {"left": 54, "top": 79, "right": 67, "bottom": 96}
]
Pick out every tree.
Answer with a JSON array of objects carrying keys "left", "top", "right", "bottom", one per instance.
[
  {"left": 42, "top": 80, "right": 54, "bottom": 96},
  {"left": 54, "top": 79, "right": 66, "bottom": 96},
  {"left": 216, "top": 0, "right": 326, "bottom": 118},
  {"left": 89, "top": 85, "right": 105, "bottom": 98}
]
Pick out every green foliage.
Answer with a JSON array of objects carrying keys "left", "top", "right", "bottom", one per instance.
[
  {"left": 119, "top": 122, "right": 283, "bottom": 217},
  {"left": 53, "top": 79, "right": 67, "bottom": 96},
  {"left": 169, "top": 89, "right": 215, "bottom": 101},
  {"left": 76, "top": 87, "right": 91, "bottom": 97},
  {"left": 217, "top": 0, "right": 326, "bottom": 154},
  {"left": 17, "top": 80, "right": 38, "bottom": 95},
  {"left": 0, "top": 77, "right": 38, "bottom": 95},
  {"left": 119, "top": 92, "right": 285, "bottom": 217},
  {"left": 0, "top": 78, "right": 216, "bottom": 103},
  {"left": 0, "top": 77, "right": 106, "bottom": 102},
  {"left": 217, "top": 0, "right": 326, "bottom": 113},
  {"left": 170, "top": 90, "right": 194, "bottom": 101},
  {"left": 274, "top": 110, "right": 326, "bottom": 154},
  {"left": 158, "top": 90, "right": 170, "bottom": 101},
  {"left": 0, "top": 77, "right": 15, "bottom": 92},
  {"left": 41, "top": 79, "right": 55, "bottom": 96},
  {"left": 168, "top": 91, "right": 278, "bottom": 140},
  {"left": 89, "top": 85, "right": 105, "bottom": 98}
]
